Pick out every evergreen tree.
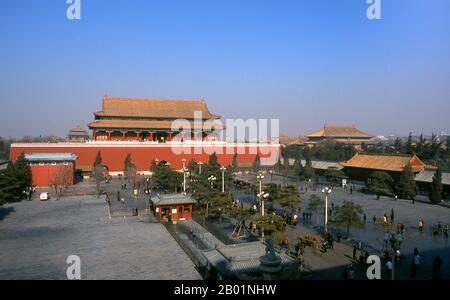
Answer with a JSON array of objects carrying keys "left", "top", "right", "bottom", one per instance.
[
  {"left": 416, "top": 134, "right": 426, "bottom": 158},
  {"left": 406, "top": 133, "right": 414, "bottom": 154},
  {"left": 367, "top": 171, "right": 393, "bottom": 199},
  {"left": 92, "top": 151, "right": 105, "bottom": 197},
  {"left": 307, "top": 194, "right": 325, "bottom": 226},
  {"left": 396, "top": 163, "right": 416, "bottom": 201},
  {"left": 94, "top": 151, "right": 102, "bottom": 167},
  {"left": 0, "top": 155, "right": 31, "bottom": 202},
  {"left": 429, "top": 166, "right": 443, "bottom": 205},
  {"left": 252, "top": 154, "right": 261, "bottom": 173},
  {"left": 231, "top": 154, "right": 239, "bottom": 173},
  {"left": 187, "top": 159, "right": 197, "bottom": 174},
  {"left": 123, "top": 154, "right": 137, "bottom": 181},
  {"left": 330, "top": 201, "right": 365, "bottom": 237},
  {"left": 14, "top": 154, "right": 31, "bottom": 189},
  {"left": 394, "top": 138, "right": 403, "bottom": 153},
  {"left": 302, "top": 147, "right": 314, "bottom": 179},
  {"left": 208, "top": 152, "right": 219, "bottom": 168}
]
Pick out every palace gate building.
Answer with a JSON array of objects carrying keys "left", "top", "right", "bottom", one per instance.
[{"left": 10, "top": 96, "right": 280, "bottom": 182}]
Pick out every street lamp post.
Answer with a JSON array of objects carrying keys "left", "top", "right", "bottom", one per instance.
[
  {"left": 220, "top": 166, "right": 226, "bottom": 193},
  {"left": 208, "top": 175, "right": 217, "bottom": 189},
  {"left": 182, "top": 167, "right": 189, "bottom": 194},
  {"left": 257, "top": 173, "right": 264, "bottom": 195},
  {"left": 257, "top": 192, "right": 269, "bottom": 217},
  {"left": 198, "top": 162, "right": 203, "bottom": 176},
  {"left": 322, "top": 186, "right": 332, "bottom": 233},
  {"left": 256, "top": 173, "right": 266, "bottom": 216}
]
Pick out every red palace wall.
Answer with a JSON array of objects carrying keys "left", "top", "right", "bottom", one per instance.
[
  {"left": 10, "top": 143, "right": 280, "bottom": 174},
  {"left": 29, "top": 164, "right": 75, "bottom": 188}
]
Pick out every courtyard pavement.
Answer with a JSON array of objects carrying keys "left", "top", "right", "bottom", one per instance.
[
  {"left": 233, "top": 173, "right": 450, "bottom": 280},
  {"left": 0, "top": 195, "right": 201, "bottom": 280}
]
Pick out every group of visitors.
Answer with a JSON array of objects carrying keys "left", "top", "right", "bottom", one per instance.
[{"left": 433, "top": 221, "right": 449, "bottom": 238}]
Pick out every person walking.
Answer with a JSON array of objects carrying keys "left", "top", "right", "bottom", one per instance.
[
  {"left": 363, "top": 213, "right": 367, "bottom": 224},
  {"left": 352, "top": 246, "right": 357, "bottom": 260},
  {"left": 386, "top": 259, "right": 393, "bottom": 279},
  {"left": 373, "top": 215, "right": 377, "bottom": 224},
  {"left": 390, "top": 209, "right": 395, "bottom": 223},
  {"left": 418, "top": 219, "right": 424, "bottom": 231},
  {"left": 117, "top": 191, "right": 121, "bottom": 202},
  {"left": 444, "top": 225, "right": 449, "bottom": 238},
  {"left": 411, "top": 248, "right": 421, "bottom": 279}
]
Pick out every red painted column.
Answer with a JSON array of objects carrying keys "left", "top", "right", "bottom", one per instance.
[
  {"left": 136, "top": 132, "right": 140, "bottom": 141},
  {"left": 149, "top": 132, "right": 154, "bottom": 142},
  {"left": 168, "top": 132, "right": 173, "bottom": 142},
  {"left": 108, "top": 131, "right": 111, "bottom": 141},
  {"left": 122, "top": 132, "right": 126, "bottom": 141}
]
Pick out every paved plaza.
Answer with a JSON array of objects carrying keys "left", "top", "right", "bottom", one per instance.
[{"left": 0, "top": 195, "right": 201, "bottom": 280}]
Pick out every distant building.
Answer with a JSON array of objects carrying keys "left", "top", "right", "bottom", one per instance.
[
  {"left": 277, "top": 134, "right": 307, "bottom": 146},
  {"left": 305, "top": 124, "right": 374, "bottom": 149},
  {"left": 67, "top": 125, "right": 89, "bottom": 142},
  {"left": 150, "top": 194, "right": 196, "bottom": 223},
  {"left": 340, "top": 153, "right": 426, "bottom": 181},
  {"left": 24, "top": 153, "right": 77, "bottom": 188},
  {"left": 415, "top": 167, "right": 450, "bottom": 200}
]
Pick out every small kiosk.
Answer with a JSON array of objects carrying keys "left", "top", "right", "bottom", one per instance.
[{"left": 150, "top": 194, "right": 196, "bottom": 223}]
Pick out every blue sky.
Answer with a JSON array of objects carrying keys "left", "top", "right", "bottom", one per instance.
[{"left": 0, "top": 0, "right": 449, "bottom": 138}]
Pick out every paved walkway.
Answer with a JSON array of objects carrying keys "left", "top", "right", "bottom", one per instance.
[{"left": 0, "top": 196, "right": 201, "bottom": 280}]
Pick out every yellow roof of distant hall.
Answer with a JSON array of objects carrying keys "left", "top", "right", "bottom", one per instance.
[{"left": 305, "top": 125, "right": 373, "bottom": 139}]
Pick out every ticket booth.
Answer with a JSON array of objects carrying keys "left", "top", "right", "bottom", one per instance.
[{"left": 150, "top": 194, "right": 196, "bottom": 223}]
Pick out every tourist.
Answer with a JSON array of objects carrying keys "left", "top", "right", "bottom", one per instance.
[
  {"left": 363, "top": 213, "right": 367, "bottom": 224},
  {"left": 411, "top": 251, "right": 421, "bottom": 279},
  {"left": 437, "top": 221, "right": 442, "bottom": 232},
  {"left": 359, "top": 252, "right": 365, "bottom": 267},
  {"left": 383, "top": 214, "right": 388, "bottom": 224},
  {"left": 117, "top": 191, "right": 121, "bottom": 202},
  {"left": 328, "top": 235, "right": 334, "bottom": 250},
  {"left": 121, "top": 197, "right": 125, "bottom": 205},
  {"left": 432, "top": 256, "right": 442, "bottom": 280},
  {"left": 386, "top": 259, "right": 393, "bottom": 278},
  {"left": 396, "top": 223, "right": 401, "bottom": 233},
  {"left": 394, "top": 195, "right": 398, "bottom": 201},
  {"left": 444, "top": 225, "right": 449, "bottom": 238},
  {"left": 390, "top": 209, "right": 395, "bottom": 223},
  {"left": 337, "top": 232, "right": 342, "bottom": 243},
  {"left": 384, "top": 232, "right": 390, "bottom": 245},
  {"left": 395, "top": 249, "right": 402, "bottom": 265},
  {"left": 373, "top": 215, "right": 377, "bottom": 224},
  {"left": 401, "top": 223, "right": 405, "bottom": 234},
  {"left": 292, "top": 213, "right": 298, "bottom": 225},
  {"left": 418, "top": 219, "right": 424, "bottom": 231},
  {"left": 352, "top": 246, "right": 357, "bottom": 260}
]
